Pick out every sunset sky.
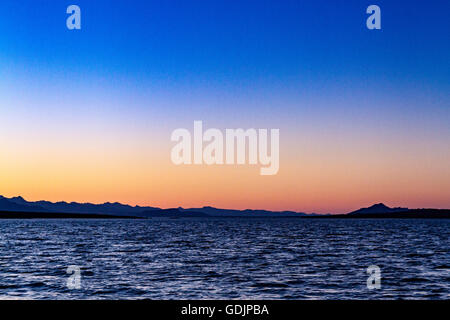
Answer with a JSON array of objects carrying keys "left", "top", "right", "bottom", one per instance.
[{"left": 0, "top": 0, "right": 449, "bottom": 213}]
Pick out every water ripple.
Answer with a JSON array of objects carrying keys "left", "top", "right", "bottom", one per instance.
[{"left": 0, "top": 218, "right": 448, "bottom": 299}]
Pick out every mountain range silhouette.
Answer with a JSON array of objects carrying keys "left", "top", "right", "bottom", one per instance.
[{"left": 0, "top": 195, "right": 448, "bottom": 218}]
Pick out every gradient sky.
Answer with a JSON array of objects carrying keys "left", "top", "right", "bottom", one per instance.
[{"left": 0, "top": 0, "right": 449, "bottom": 213}]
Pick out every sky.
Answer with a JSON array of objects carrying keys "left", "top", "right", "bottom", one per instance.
[{"left": 0, "top": 0, "right": 449, "bottom": 213}]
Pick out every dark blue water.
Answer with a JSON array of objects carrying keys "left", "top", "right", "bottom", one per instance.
[{"left": 0, "top": 218, "right": 448, "bottom": 299}]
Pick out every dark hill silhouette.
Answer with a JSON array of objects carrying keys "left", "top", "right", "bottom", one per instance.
[
  {"left": 0, "top": 210, "right": 141, "bottom": 219},
  {"left": 1, "top": 195, "right": 158, "bottom": 216},
  {"left": 344, "top": 208, "right": 450, "bottom": 219},
  {"left": 348, "top": 203, "right": 408, "bottom": 215},
  {"left": 0, "top": 195, "right": 448, "bottom": 218},
  {"left": 0, "top": 195, "right": 309, "bottom": 218},
  {"left": 181, "top": 206, "right": 308, "bottom": 217},
  {"left": 142, "top": 207, "right": 308, "bottom": 218},
  {"left": 0, "top": 196, "right": 48, "bottom": 212},
  {"left": 143, "top": 208, "right": 209, "bottom": 218},
  {"left": 334, "top": 204, "right": 450, "bottom": 219}
]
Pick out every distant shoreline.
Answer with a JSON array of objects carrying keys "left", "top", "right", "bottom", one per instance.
[
  {"left": 0, "top": 211, "right": 141, "bottom": 219},
  {"left": 2, "top": 195, "right": 449, "bottom": 219},
  {"left": 301, "top": 210, "right": 450, "bottom": 219},
  {"left": 0, "top": 209, "right": 448, "bottom": 219}
]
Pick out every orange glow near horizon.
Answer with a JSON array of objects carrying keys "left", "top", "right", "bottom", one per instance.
[{"left": 1, "top": 128, "right": 449, "bottom": 214}]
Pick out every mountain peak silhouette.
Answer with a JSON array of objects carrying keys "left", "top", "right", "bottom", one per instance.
[
  {"left": 370, "top": 203, "right": 390, "bottom": 209},
  {"left": 348, "top": 203, "right": 408, "bottom": 215}
]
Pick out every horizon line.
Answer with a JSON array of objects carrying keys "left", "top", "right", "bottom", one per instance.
[{"left": 2, "top": 194, "right": 449, "bottom": 215}]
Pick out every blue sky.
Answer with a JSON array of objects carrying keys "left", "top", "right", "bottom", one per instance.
[
  {"left": 1, "top": 0, "right": 448, "bottom": 88},
  {"left": 1, "top": 0, "right": 448, "bottom": 124}
]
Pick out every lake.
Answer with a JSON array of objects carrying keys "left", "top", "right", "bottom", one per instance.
[{"left": 0, "top": 218, "right": 448, "bottom": 299}]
